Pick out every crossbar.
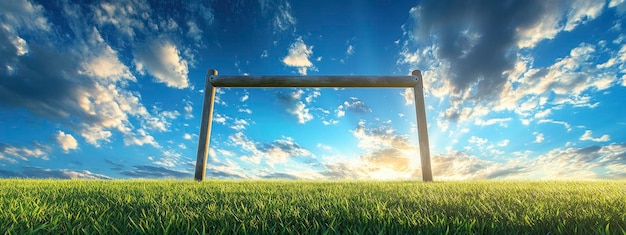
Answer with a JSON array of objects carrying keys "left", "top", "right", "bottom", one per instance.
[
  {"left": 211, "top": 75, "right": 419, "bottom": 87},
  {"left": 195, "top": 69, "right": 433, "bottom": 182}
]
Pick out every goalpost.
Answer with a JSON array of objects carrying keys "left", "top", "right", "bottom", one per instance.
[{"left": 194, "top": 69, "right": 433, "bottom": 182}]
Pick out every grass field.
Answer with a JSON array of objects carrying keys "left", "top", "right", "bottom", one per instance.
[{"left": 0, "top": 180, "right": 625, "bottom": 234}]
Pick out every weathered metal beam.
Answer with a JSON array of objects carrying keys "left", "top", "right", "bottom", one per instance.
[
  {"left": 210, "top": 75, "right": 419, "bottom": 88},
  {"left": 412, "top": 70, "right": 433, "bottom": 182},
  {"left": 194, "top": 69, "right": 217, "bottom": 181}
]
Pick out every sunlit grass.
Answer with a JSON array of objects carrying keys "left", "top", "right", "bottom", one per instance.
[{"left": 1, "top": 179, "right": 625, "bottom": 234}]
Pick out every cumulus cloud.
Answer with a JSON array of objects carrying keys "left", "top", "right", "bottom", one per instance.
[
  {"left": 134, "top": 40, "right": 189, "bottom": 89},
  {"left": 580, "top": 130, "right": 610, "bottom": 142},
  {"left": 230, "top": 118, "right": 250, "bottom": 131},
  {"left": 55, "top": 131, "right": 78, "bottom": 153},
  {"left": 401, "top": 88, "right": 414, "bottom": 105},
  {"left": 282, "top": 37, "right": 314, "bottom": 75},
  {"left": 399, "top": 0, "right": 617, "bottom": 126},
  {"left": 0, "top": 2, "right": 172, "bottom": 148},
  {"left": 277, "top": 89, "right": 313, "bottom": 124}
]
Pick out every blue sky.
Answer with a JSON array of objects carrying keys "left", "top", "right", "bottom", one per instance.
[{"left": 1, "top": 0, "right": 625, "bottom": 180}]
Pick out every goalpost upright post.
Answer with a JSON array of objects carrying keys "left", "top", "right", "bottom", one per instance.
[{"left": 194, "top": 69, "right": 433, "bottom": 182}]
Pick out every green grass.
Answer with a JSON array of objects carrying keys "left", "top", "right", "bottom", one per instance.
[{"left": 1, "top": 180, "right": 625, "bottom": 234}]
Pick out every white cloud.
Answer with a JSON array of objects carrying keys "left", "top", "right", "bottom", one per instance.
[
  {"left": 563, "top": 0, "right": 605, "bottom": 31},
  {"left": 183, "top": 133, "right": 192, "bottom": 140},
  {"left": 55, "top": 131, "right": 78, "bottom": 153},
  {"left": 282, "top": 37, "right": 314, "bottom": 75},
  {"left": 0, "top": 0, "right": 212, "bottom": 153},
  {"left": 329, "top": 139, "right": 626, "bottom": 180},
  {"left": 317, "top": 143, "right": 332, "bottom": 151},
  {"left": 61, "top": 170, "right": 111, "bottom": 179},
  {"left": 305, "top": 89, "right": 321, "bottom": 103},
  {"left": 93, "top": 1, "right": 150, "bottom": 38},
  {"left": 346, "top": 44, "right": 354, "bottom": 55},
  {"left": 230, "top": 119, "right": 249, "bottom": 131},
  {"left": 214, "top": 113, "right": 228, "bottom": 124},
  {"left": 0, "top": 0, "right": 50, "bottom": 32},
  {"left": 517, "top": 0, "right": 605, "bottom": 48},
  {"left": 288, "top": 101, "right": 313, "bottom": 124},
  {"left": 322, "top": 119, "right": 339, "bottom": 125},
  {"left": 320, "top": 121, "right": 419, "bottom": 180},
  {"left": 580, "top": 130, "right": 610, "bottom": 142},
  {"left": 186, "top": 20, "right": 202, "bottom": 41},
  {"left": 144, "top": 109, "right": 180, "bottom": 132},
  {"left": 183, "top": 99, "right": 193, "bottom": 119},
  {"left": 238, "top": 108, "right": 252, "bottom": 114},
  {"left": 134, "top": 40, "right": 189, "bottom": 89},
  {"left": 534, "top": 109, "right": 552, "bottom": 119},
  {"left": 228, "top": 132, "right": 313, "bottom": 168},
  {"left": 534, "top": 133, "right": 545, "bottom": 143},
  {"left": 468, "top": 136, "right": 488, "bottom": 147},
  {"left": 538, "top": 119, "right": 572, "bottom": 131},
  {"left": 123, "top": 129, "right": 160, "bottom": 148},
  {"left": 80, "top": 29, "right": 135, "bottom": 84},
  {"left": 474, "top": 118, "right": 512, "bottom": 127},
  {"left": 336, "top": 106, "right": 346, "bottom": 117},
  {"left": 271, "top": 1, "right": 296, "bottom": 33},
  {"left": 610, "top": 0, "right": 625, "bottom": 7},
  {"left": 498, "top": 139, "right": 510, "bottom": 147},
  {"left": 401, "top": 88, "right": 414, "bottom": 105},
  {"left": 342, "top": 97, "right": 372, "bottom": 114},
  {"left": 278, "top": 90, "right": 313, "bottom": 124},
  {"left": 398, "top": 2, "right": 620, "bottom": 127},
  {"left": 153, "top": 149, "right": 182, "bottom": 167},
  {"left": 1, "top": 143, "right": 49, "bottom": 162},
  {"left": 261, "top": 50, "right": 269, "bottom": 58}
]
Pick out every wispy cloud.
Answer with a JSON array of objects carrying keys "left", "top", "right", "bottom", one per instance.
[
  {"left": 229, "top": 132, "right": 314, "bottom": 168},
  {"left": 474, "top": 118, "right": 512, "bottom": 127},
  {"left": 538, "top": 119, "right": 572, "bottom": 131},
  {"left": 0, "top": 142, "right": 50, "bottom": 162},
  {"left": 121, "top": 165, "right": 192, "bottom": 178}
]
